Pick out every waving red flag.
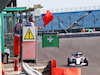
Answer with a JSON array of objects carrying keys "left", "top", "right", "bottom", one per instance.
[{"left": 43, "top": 10, "right": 54, "bottom": 27}]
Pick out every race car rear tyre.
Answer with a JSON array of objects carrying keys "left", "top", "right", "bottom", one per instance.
[{"left": 68, "top": 58, "right": 70, "bottom": 66}]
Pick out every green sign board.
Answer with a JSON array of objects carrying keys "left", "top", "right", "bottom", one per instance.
[{"left": 42, "top": 33, "right": 59, "bottom": 47}]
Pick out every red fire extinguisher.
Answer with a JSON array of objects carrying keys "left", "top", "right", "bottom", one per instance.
[{"left": 15, "top": 57, "right": 19, "bottom": 71}]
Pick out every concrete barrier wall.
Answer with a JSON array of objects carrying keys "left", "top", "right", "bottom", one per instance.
[{"left": 23, "top": 62, "right": 42, "bottom": 75}]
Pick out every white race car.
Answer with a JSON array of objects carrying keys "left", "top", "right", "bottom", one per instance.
[{"left": 67, "top": 52, "right": 88, "bottom": 66}]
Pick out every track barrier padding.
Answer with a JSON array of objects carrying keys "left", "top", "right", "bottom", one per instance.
[
  {"left": 51, "top": 60, "right": 56, "bottom": 68},
  {"left": 51, "top": 60, "right": 81, "bottom": 75}
]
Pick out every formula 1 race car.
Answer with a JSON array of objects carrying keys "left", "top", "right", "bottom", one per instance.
[{"left": 67, "top": 52, "right": 88, "bottom": 66}]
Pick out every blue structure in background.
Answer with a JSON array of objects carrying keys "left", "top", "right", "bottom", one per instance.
[{"left": 37, "top": 10, "right": 100, "bottom": 31}]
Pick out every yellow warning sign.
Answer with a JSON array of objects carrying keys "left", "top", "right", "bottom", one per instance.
[{"left": 24, "top": 29, "right": 34, "bottom": 39}]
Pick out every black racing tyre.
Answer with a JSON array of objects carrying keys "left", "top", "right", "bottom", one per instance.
[
  {"left": 68, "top": 58, "right": 70, "bottom": 66},
  {"left": 84, "top": 58, "right": 88, "bottom": 66}
]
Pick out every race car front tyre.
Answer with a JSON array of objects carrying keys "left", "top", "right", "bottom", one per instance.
[{"left": 84, "top": 58, "right": 88, "bottom": 66}]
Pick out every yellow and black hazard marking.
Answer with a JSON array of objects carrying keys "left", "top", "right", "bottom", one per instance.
[{"left": 24, "top": 29, "right": 34, "bottom": 39}]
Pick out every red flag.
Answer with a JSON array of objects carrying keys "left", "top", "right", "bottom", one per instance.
[{"left": 43, "top": 10, "right": 54, "bottom": 27}]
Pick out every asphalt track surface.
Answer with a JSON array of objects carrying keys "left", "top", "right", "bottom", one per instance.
[{"left": 38, "top": 36, "right": 100, "bottom": 75}]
